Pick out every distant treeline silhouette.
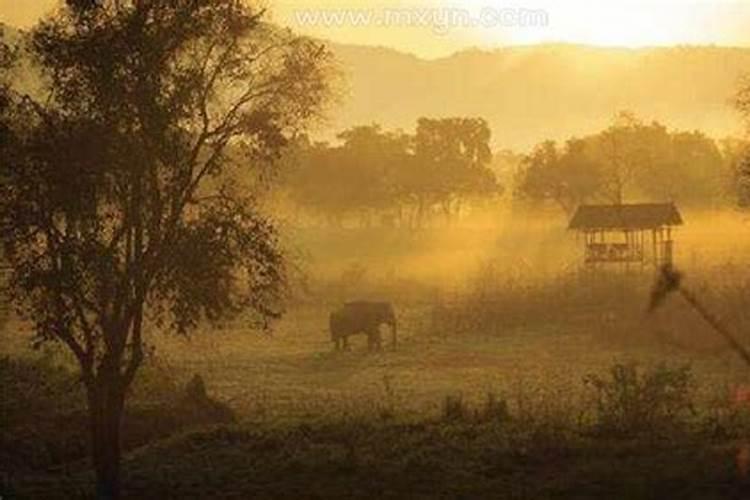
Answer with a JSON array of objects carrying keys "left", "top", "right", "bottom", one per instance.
[
  {"left": 275, "top": 112, "right": 749, "bottom": 226},
  {"left": 277, "top": 118, "right": 502, "bottom": 228},
  {"left": 515, "top": 111, "right": 744, "bottom": 213}
]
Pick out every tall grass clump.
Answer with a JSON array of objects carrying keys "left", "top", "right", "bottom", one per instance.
[
  {"left": 429, "top": 260, "right": 650, "bottom": 337},
  {"left": 583, "top": 361, "right": 695, "bottom": 437}
]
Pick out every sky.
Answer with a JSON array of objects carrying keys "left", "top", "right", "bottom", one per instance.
[{"left": 2, "top": 0, "right": 750, "bottom": 59}]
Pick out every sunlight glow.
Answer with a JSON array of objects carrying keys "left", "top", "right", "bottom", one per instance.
[{"left": 470, "top": 0, "right": 732, "bottom": 48}]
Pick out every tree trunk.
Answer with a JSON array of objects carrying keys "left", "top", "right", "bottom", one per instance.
[{"left": 88, "top": 377, "right": 126, "bottom": 500}]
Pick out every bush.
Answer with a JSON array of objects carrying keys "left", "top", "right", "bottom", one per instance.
[
  {"left": 0, "top": 354, "right": 234, "bottom": 472},
  {"left": 0, "top": 355, "right": 83, "bottom": 427},
  {"left": 479, "top": 392, "right": 510, "bottom": 423},
  {"left": 443, "top": 394, "right": 469, "bottom": 422},
  {"left": 584, "top": 361, "right": 695, "bottom": 437}
]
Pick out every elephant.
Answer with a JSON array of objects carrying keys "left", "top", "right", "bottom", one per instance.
[{"left": 329, "top": 301, "right": 397, "bottom": 352}]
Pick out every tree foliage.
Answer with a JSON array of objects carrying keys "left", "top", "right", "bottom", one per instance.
[
  {"left": 734, "top": 78, "right": 750, "bottom": 208},
  {"left": 515, "top": 112, "right": 729, "bottom": 211},
  {"left": 282, "top": 118, "right": 501, "bottom": 227},
  {"left": 515, "top": 139, "right": 603, "bottom": 214},
  {"left": 0, "top": 1, "right": 330, "bottom": 497}
]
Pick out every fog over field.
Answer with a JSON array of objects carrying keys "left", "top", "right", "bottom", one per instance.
[{"left": 3, "top": 2, "right": 750, "bottom": 499}]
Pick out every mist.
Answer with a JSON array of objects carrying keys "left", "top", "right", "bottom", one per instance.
[{"left": 3, "top": 2, "right": 750, "bottom": 499}]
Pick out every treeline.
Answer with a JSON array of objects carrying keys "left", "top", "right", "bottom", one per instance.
[
  {"left": 277, "top": 118, "right": 502, "bottom": 228},
  {"left": 274, "top": 112, "right": 750, "bottom": 227},
  {"left": 514, "top": 112, "right": 747, "bottom": 213}
]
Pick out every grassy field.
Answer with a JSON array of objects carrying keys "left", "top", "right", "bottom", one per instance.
[
  {"left": 6, "top": 312, "right": 750, "bottom": 498},
  {"left": 142, "top": 306, "right": 750, "bottom": 424},
  {"left": 3, "top": 211, "right": 750, "bottom": 498}
]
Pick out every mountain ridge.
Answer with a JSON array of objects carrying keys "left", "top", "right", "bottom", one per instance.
[
  {"left": 3, "top": 22, "right": 749, "bottom": 151},
  {"left": 323, "top": 40, "right": 750, "bottom": 151}
]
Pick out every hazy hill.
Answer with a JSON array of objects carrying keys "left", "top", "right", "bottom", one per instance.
[
  {"left": 326, "top": 42, "right": 750, "bottom": 151},
  {"left": 4, "top": 21, "right": 750, "bottom": 152}
]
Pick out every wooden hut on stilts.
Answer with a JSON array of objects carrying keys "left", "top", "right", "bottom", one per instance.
[{"left": 568, "top": 203, "right": 683, "bottom": 269}]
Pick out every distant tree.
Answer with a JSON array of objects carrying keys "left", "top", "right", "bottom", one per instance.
[
  {"left": 414, "top": 117, "right": 500, "bottom": 223},
  {"left": 519, "top": 113, "right": 727, "bottom": 212},
  {"left": 336, "top": 125, "right": 411, "bottom": 224},
  {"left": 0, "top": 1, "right": 330, "bottom": 498},
  {"left": 737, "top": 154, "right": 750, "bottom": 209},
  {"left": 638, "top": 130, "right": 724, "bottom": 205},
  {"left": 719, "top": 138, "right": 750, "bottom": 207},
  {"left": 282, "top": 119, "right": 500, "bottom": 228},
  {"left": 515, "top": 139, "right": 603, "bottom": 214},
  {"left": 285, "top": 125, "right": 411, "bottom": 226},
  {"left": 595, "top": 111, "right": 648, "bottom": 204},
  {"left": 734, "top": 79, "right": 750, "bottom": 208},
  {"left": 515, "top": 140, "right": 559, "bottom": 206},
  {"left": 491, "top": 149, "right": 524, "bottom": 196}
]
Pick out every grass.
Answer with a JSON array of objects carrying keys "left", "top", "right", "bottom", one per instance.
[
  {"left": 7, "top": 418, "right": 750, "bottom": 499},
  {"left": 3, "top": 213, "right": 750, "bottom": 498},
  {"left": 5, "top": 282, "right": 750, "bottom": 495},
  {"left": 5, "top": 302, "right": 750, "bottom": 498}
]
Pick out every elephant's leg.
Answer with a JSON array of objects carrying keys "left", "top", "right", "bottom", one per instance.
[{"left": 343, "top": 336, "right": 350, "bottom": 351}]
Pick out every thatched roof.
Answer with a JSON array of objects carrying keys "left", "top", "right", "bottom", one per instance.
[{"left": 568, "top": 203, "right": 683, "bottom": 231}]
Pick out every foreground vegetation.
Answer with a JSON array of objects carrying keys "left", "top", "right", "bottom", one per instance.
[
  {"left": 5, "top": 292, "right": 750, "bottom": 498},
  {"left": 9, "top": 418, "right": 750, "bottom": 499}
]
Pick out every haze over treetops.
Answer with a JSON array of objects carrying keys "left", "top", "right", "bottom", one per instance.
[{"left": 325, "top": 42, "right": 750, "bottom": 150}]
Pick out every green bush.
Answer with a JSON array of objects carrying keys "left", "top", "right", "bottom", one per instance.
[{"left": 583, "top": 361, "right": 695, "bottom": 437}]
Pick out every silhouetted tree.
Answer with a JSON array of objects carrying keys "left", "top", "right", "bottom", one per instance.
[
  {"left": 596, "top": 111, "right": 647, "bottom": 204},
  {"left": 283, "top": 119, "right": 500, "bottom": 228},
  {"left": 636, "top": 129, "right": 724, "bottom": 205},
  {"left": 517, "top": 114, "right": 728, "bottom": 213},
  {"left": 737, "top": 155, "right": 750, "bottom": 209},
  {"left": 284, "top": 126, "right": 411, "bottom": 226},
  {"left": 0, "top": 1, "right": 330, "bottom": 498},
  {"left": 515, "top": 139, "right": 603, "bottom": 214},
  {"left": 734, "top": 78, "right": 750, "bottom": 208},
  {"left": 414, "top": 117, "right": 499, "bottom": 223},
  {"left": 335, "top": 125, "right": 411, "bottom": 224}
]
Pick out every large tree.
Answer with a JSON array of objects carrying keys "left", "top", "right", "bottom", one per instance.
[
  {"left": 414, "top": 117, "right": 500, "bottom": 223},
  {"left": 0, "top": 1, "right": 330, "bottom": 497}
]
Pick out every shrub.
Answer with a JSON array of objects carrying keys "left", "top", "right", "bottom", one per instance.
[
  {"left": 583, "top": 361, "right": 695, "bottom": 437},
  {"left": 0, "top": 355, "right": 82, "bottom": 427},
  {"left": 478, "top": 392, "right": 510, "bottom": 423},
  {"left": 443, "top": 394, "right": 469, "bottom": 422},
  {"left": 0, "top": 354, "right": 234, "bottom": 472}
]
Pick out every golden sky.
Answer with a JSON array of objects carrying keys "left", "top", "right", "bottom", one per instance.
[{"left": 2, "top": 1, "right": 749, "bottom": 59}]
